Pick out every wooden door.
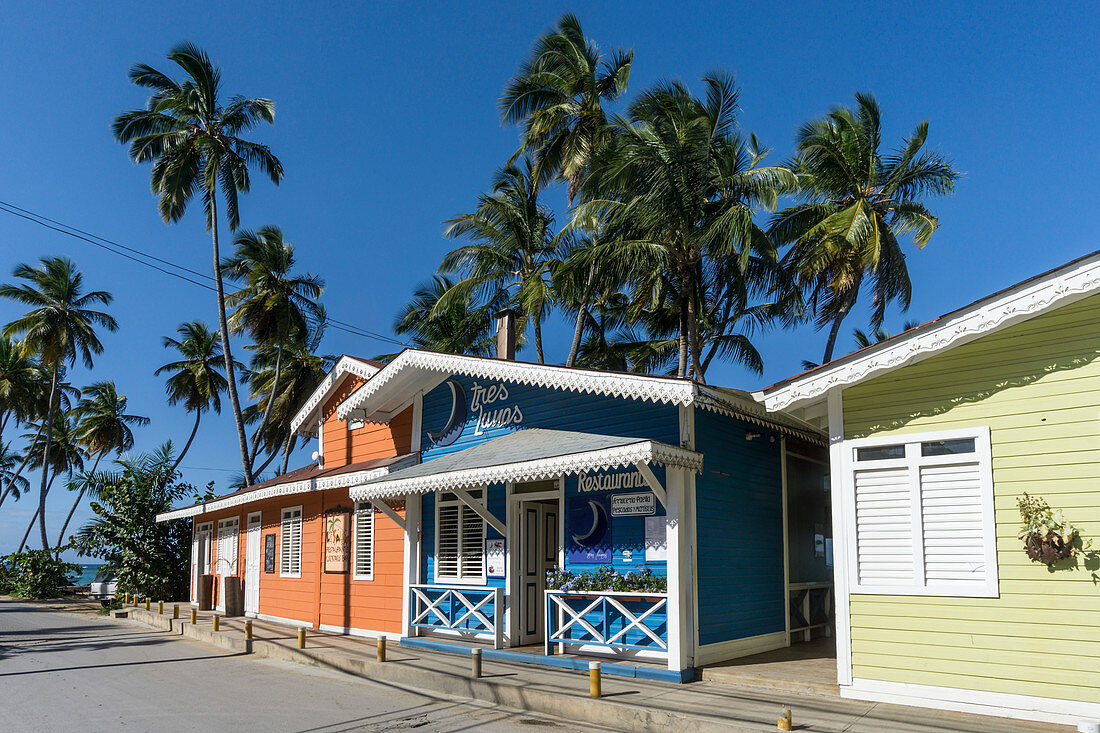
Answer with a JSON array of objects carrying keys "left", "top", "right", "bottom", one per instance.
[
  {"left": 519, "top": 500, "right": 558, "bottom": 645},
  {"left": 244, "top": 512, "right": 262, "bottom": 614}
]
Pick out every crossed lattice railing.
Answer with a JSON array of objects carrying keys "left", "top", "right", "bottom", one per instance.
[
  {"left": 545, "top": 590, "right": 668, "bottom": 659},
  {"left": 409, "top": 584, "right": 504, "bottom": 649}
]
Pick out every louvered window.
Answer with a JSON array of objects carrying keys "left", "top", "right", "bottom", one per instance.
[
  {"left": 216, "top": 518, "right": 239, "bottom": 575},
  {"left": 353, "top": 502, "right": 374, "bottom": 580},
  {"left": 280, "top": 506, "right": 302, "bottom": 578},
  {"left": 435, "top": 490, "right": 486, "bottom": 583},
  {"left": 848, "top": 428, "right": 997, "bottom": 597}
]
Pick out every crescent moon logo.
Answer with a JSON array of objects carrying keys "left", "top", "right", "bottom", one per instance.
[
  {"left": 570, "top": 499, "right": 608, "bottom": 547},
  {"left": 426, "top": 379, "right": 466, "bottom": 447}
]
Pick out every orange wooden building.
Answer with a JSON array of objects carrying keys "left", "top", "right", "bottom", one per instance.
[{"left": 158, "top": 355, "right": 421, "bottom": 638}]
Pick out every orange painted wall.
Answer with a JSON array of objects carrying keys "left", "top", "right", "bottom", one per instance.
[{"left": 319, "top": 375, "right": 413, "bottom": 468}]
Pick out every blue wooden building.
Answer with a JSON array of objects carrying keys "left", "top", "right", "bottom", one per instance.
[{"left": 337, "top": 346, "right": 827, "bottom": 681}]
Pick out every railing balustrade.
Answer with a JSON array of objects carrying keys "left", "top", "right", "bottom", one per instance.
[
  {"left": 409, "top": 584, "right": 504, "bottom": 649},
  {"left": 788, "top": 581, "right": 833, "bottom": 642},
  {"left": 545, "top": 590, "right": 668, "bottom": 660}
]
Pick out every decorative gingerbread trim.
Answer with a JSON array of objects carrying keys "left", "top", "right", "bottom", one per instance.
[{"left": 289, "top": 356, "right": 380, "bottom": 436}]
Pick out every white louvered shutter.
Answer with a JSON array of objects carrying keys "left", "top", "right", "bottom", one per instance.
[
  {"left": 460, "top": 506, "right": 485, "bottom": 578},
  {"left": 853, "top": 467, "right": 914, "bottom": 586},
  {"left": 920, "top": 462, "right": 987, "bottom": 583},
  {"left": 437, "top": 504, "right": 460, "bottom": 579},
  {"left": 354, "top": 504, "right": 374, "bottom": 578},
  {"left": 281, "top": 508, "right": 301, "bottom": 575}
]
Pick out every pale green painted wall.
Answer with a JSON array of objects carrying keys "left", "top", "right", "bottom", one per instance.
[{"left": 843, "top": 293, "right": 1100, "bottom": 702}]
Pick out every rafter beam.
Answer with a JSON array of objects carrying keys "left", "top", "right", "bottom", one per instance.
[
  {"left": 452, "top": 487, "right": 507, "bottom": 536},
  {"left": 634, "top": 461, "right": 666, "bottom": 508},
  {"left": 370, "top": 498, "right": 406, "bottom": 532}
]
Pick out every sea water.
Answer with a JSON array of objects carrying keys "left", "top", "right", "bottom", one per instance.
[{"left": 68, "top": 564, "right": 103, "bottom": 586}]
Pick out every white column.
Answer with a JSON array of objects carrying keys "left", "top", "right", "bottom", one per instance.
[
  {"left": 827, "top": 388, "right": 853, "bottom": 686},
  {"left": 665, "top": 466, "right": 692, "bottom": 672},
  {"left": 402, "top": 493, "right": 422, "bottom": 638}
]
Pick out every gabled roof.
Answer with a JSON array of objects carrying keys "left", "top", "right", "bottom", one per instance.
[
  {"left": 155, "top": 453, "right": 417, "bottom": 522},
  {"left": 289, "top": 355, "right": 382, "bottom": 437},
  {"left": 757, "top": 248, "right": 1100, "bottom": 415},
  {"left": 349, "top": 428, "right": 703, "bottom": 501},
  {"left": 335, "top": 348, "right": 825, "bottom": 444}
]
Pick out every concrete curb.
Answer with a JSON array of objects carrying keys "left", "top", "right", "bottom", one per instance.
[{"left": 118, "top": 608, "right": 753, "bottom": 733}]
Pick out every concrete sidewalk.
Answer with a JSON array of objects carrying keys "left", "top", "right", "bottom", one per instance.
[{"left": 114, "top": 603, "right": 1067, "bottom": 733}]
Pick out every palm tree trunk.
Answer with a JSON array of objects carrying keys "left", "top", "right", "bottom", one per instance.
[
  {"left": 565, "top": 263, "right": 596, "bottom": 368},
  {"left": 37, "top": 364, "right": 60, "bottom": 549},
  {"left": 18, "top": 473, "right": 57, "bottom": 553},
  {"left": 209, "top": 189, "right": 254, "bottom": 488},
  {"left": 821, "top": 299, "right": 854, "bottom": 364},
  {"left": 533, "top": 314, "right": 545, "bottom": 364},
  {"left": 248, "top": 344, "right": 283, "bottom": 468},
  {"left": 676, "top": 273, "right": 689, "bottom": 379},
  {"left": 54, "top": 453, "right": 103, "bottom": 558},
  {"left": 0, "top": 434, "right": 41, "bottom": 510},
  {"left": 281, "top": 434, "right": 297, "bottom": 475},
  {"left": 168, "top": 411, "right": 202, "bottom": 475},
  {"left": 684, "top": 273, "right": 705, "bottom": 384}
]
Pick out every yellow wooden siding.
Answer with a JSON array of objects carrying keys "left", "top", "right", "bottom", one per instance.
[{"left": 843, "top": 292, "right": 1100, "bottom": 702}]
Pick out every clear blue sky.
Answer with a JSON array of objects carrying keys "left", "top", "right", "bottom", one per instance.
[{"left": 2, "top": 1, "right": 1097, "bottom": 558}]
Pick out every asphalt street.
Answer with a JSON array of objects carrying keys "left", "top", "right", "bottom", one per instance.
[{"left": 0, "top": 600, "right": 584, "bottom": 732}]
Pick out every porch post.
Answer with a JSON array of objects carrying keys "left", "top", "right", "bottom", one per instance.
[
  {"left": 402, "top": 493, "right": 422, "bottom": 638},
  {"left": 665, "top": 466, "right": 692, "bottom": 672}
]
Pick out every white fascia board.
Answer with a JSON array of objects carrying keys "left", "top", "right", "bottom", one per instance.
[
  {"left": 349, "top": 441, "right": 703, "bottom": 502},
  {"left": 759, "top": 251, "right": 1100, "bottom": 413},
  {"left": 288, "top": 356, "right": 380, "bottom": 436},
  {"left": 336, "top": 350, "right": 698, "bottom": 422},
  {"left": 155, "top": 455, "right": 418, "bottom": 522}
]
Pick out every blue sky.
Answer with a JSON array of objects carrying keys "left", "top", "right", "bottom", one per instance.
[{"left": 2, "top": 1, "right": 1097, "bottom": 558}]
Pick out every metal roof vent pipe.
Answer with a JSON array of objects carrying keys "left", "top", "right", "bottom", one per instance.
[{"left": 495, "top": 308, "right": 519, "bottom": 361}]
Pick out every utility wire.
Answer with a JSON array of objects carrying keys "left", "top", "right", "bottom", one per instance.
[{"left": 0, "top": 199, "right": 408, "bottom": 348}]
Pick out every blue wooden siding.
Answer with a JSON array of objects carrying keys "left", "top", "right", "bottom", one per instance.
[
  {"left": 693, "top": 408, "right": 785, "bottom": 646},
  {"left": 419, "top": 376, "right": 679, "bottom": 463},
  {"left": 421, "top": 484, "right": 507, "bottom": 592}
]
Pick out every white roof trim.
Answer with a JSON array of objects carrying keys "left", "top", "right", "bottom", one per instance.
[
  {"left": 155, "top": 455, "right": 417, "bottom": 522},
  {"left": 289, "top": 355, "right": 380, "bottom": 436},
  {"left": 349, "top": 441, "right": 703, "bottom": 502},
  {"left": 757, "top": 250, "right": 1100, "bottom": 412},
  {"left": 336, "top": 350, "right": 698, "bottom": 422}
]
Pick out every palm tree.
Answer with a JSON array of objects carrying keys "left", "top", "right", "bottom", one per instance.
[
  {"left": 579, "top": 73, "right": 794, "bottom": 379},
  {"left": 113, "top": 42, "right": 283, "bottom": 488},
  {"left": 16, "top": 412, "right": 87, "bottom": 552},
  {"left": 155, "top": 321, "right": 232, "bottom": 474},
  {"left": 1, "top": 257, "right": 115, "bottom": 548},
  {"left": 0, "top": 336, "right": 39, "bottom": 444},
  {"left": 769, "top": 92, "right": 959, "bottom": 364},
  {"left": 0, "top": 442, "right": 30, "bottom": 508},
  {"left": 393, "top": 275, "right": 509, "bottom": 357},
  {"left": 223, "top": 225, "right": 323, "bottom": 470},
  {"left": 501, "top": 12, "right": 632, "bottom": 202},
  {"left": 54, "top": 382, "right": 150, "bottom": 552},
  {"left": 442, "top": 159, "right": 561, "bottom": 363}
]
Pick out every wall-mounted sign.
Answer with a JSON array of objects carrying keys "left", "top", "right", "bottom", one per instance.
[
  {"left": 644, "top": 516, "right": 667, "bottom": 562},
  {"left": 470, "top": 381, "right": 523, "bottom": 436},
  {"left": 578, "top": 470, "right": 649, "bottom": 493},
  {"left": 566, "top": 495, "right": 611, "bottom": 563},
  {"left": 611, "top": 492, "right": 656, "bottom": 517},
  {"left": 486, "top": 538, "right": 506, "bottom": 578},
  {"left": 324, "top": 509, "right": 350, "bottom": 574},
  {"left": 264, "top": 533, "right": 276, "bottom": 573}
]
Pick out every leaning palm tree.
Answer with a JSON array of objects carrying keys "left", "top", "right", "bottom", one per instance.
[
  {"left": 0, "top": 336, "right": 39, "bottom": 444},
  {"left": 393, "top": 275, "right": 510, "bottom": 358},
  {"left": 54, "top": 382, "right": 150, "bottom": 552},
  {"left": 0, "top": 257, "right": 115, "bottom": 548},
  {"left": 579, "top": 72, "right": 795, "bottom": 379},
  {"left": 442, "top": 159, "right": 561, "bottom": 363},
  {"left": 155, "top": 321, "right": 233, "bottom": 474},
  {"left": 501, "top": 12, "right": 632, "bottom": 201},
  {"left": 113, "top": 42, "right": 283, "bottom": 488},
  {"left": 0, "top": 442, "right": 31, "bottom": 508},
  {"left": 223, "top": 225, "right": 323, "bottom": 470},
  {"left": 769, "top": 92, "right": 959, "bottom": 364},
  {"left": 16, "top": 411, "right": 87, "bottom": 552}
]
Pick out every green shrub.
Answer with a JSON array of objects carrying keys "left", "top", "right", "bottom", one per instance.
[{"left": 2, "top": 550, "right": 81, "bottom": 599}]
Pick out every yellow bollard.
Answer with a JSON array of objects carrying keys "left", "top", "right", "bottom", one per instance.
[
  {"left": 245, "top": 620, "right": 253, "bottom": 640},
  {"left": 158, "top": 601, "right": 164, "bottom": 615},
  {"left": 173, "top": 604, "right": 179, "bottom": 620},
  {"left": 144, "top": 598, "right": 150, "bottom": 611},
  {"left": 213, "top": 615, "right": 220, "bottom": 632},
  {"left": 589, "top": 662, "right": 601, "bottom": 698},
  {"left": 376, "top": 637, "right": 386, "bottom": 663},
  {"left": 133, "top": 595, "right": 139, "bottom": 607},
  {"left": 190, "top": 608, "right": 197, "bottom": 624},
  {"left": 777, "top": 708, "right": 792, "bottom": 731},
  {"left": 297, "top": 628, "right": 306, "bottom": 649}
]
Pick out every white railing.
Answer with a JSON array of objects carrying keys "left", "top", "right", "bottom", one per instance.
[
  {"left": 545, "top": 590, "right": 669, "bottom": 659},
  {"left": 409, "top": 584, "right": 504, "bottom": 649}
]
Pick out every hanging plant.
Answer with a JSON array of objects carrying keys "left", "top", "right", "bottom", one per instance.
[{"left": 1017, "top": 493, "right": 1090, "bottom": 566}]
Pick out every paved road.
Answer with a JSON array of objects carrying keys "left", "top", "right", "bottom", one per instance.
[{"left": 0, "top": 600, "right": 580, "bottom": 732}]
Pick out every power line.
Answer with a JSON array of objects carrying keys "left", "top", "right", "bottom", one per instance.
[{"left": 0, "top": 199, "right": 409, "bottom": 348}]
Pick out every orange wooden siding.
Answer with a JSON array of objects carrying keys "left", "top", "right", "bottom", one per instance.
[{"left": 320, "top": 375, "right": 412, "bottom": 468}]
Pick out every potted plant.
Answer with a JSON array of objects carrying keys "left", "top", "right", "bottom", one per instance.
[{"left": 1017, "top": 493, "right": 1089, "bottom": 566}]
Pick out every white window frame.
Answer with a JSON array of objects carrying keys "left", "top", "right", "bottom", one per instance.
[
  {"left": 353, "top": 502, "right": 375, "bottom": 581},
  {"left": 216, "top": 516, "right": 240, "bottom": 576},
  {"left": 434, "top": 488, "right": 487, "bottom": 585},
  {"left": 196, "top": 522, "right": 214, "bottom": 575},
  {"left": 844, "top": 426, "right": 998, "bottom": 598},
  {"left": 280, "top": 506, "right": 303, "bottom": 579}
]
